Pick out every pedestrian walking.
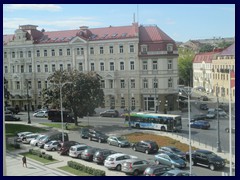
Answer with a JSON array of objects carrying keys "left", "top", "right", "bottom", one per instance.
[{"left": 22, "top": 156, "right": 27, "bottom": 167}]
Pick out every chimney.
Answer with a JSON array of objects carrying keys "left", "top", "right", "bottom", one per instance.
[{"left": 80, "top": 26, "right": 88, "bottom": 30}]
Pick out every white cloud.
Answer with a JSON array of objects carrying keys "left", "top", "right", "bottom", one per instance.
[{"left": 4, "top": 4, "right": 62, "bottom": 12}]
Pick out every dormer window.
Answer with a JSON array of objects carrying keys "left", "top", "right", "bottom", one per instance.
[
  {"left": 167, "top": 44, "right": 173, "bottom": 52},
  {"left": 141, "top": 45, "right": 148, "bottom": 54}
]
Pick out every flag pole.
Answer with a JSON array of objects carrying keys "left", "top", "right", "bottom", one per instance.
[{"left": 229, "top": 70, "right": 232, "bottom": 176}]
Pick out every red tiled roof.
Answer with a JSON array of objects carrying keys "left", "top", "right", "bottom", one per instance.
[{"left": 193, "top": 51, "right": 222, "bottom": 63}]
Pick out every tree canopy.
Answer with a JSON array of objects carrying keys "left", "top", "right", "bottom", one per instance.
[{"left": 42, "top": 70, "right": 104, "bottom": 125}]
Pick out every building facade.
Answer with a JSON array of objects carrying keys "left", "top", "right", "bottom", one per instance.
[{"left": 3, "top": 23, "right": 179, "bottom": 112}]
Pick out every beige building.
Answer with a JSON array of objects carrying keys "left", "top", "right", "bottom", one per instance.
[
  {"left": 212, "top": 43, "right": 235, "bottom": 102},
  {"left": 3, "top": 23, "right": 179, "bottom": 112}
]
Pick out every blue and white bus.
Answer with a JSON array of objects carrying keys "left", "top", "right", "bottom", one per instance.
[{"left": 125, "top": 112, "right": 182, "bottom": 132}]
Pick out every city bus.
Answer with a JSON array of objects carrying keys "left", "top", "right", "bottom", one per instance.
[{"left": 125, "top": 112, "right": 182, "bottom": 132}]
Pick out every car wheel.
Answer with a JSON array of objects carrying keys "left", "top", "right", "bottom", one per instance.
[
  {"left": 145, "top": 149, "right": 149, "bottom": 154},
  {"left": 133, "top": 170, "right": 139, "bottom": 176},
  {"left": 89, "top": 137, "right": 92, "bottom": 141},
  {"left": 161, "top": 126, "right": 166, "bottom": 131},
  {"left": 118, "top": 144, "right": 122, "bottom": 148},
  {"left": 52, "top": 148, "right": 56, "bottom": 151},
  {"left": 155, "top": 160, "right": 159, "bottom": 165},
  {"left": 133, "top": 147, "right": 136, "bottom": 151},
  {"left": 98, "top": 139, "right": 102, "bottom": 143},
  {"left": 108, "top": 141, "right": 111, "bottom": 145},
  {"left": 116, "top": 164, "right": 121, "bottom": 171},
  {"left": 209, "top": 164, "right": 215, "bottom": 171}
]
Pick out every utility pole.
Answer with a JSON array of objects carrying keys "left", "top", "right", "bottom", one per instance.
[
  {"left": 216, "top": 83, "right": 222, "bottom": 152},
  {"left": 154, "top": 76, "right": 157, "bottom": 113},
  {"left": 128, "top": 78, "right": 131, "bottom": 129},
  {"left": 26, "top": 80, "right": 31, "bottom": 124}
]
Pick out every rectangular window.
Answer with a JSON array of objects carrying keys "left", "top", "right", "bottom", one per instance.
[
  {"left": 21, "top": 65, "right": 24, "bottom": 73},
  {"left": 45, "top": 64, "right": 48, "bottom": 72},
  {"left": 130, "top": 45, "right": 134, "bottom": 53},
  {"left": 67, "top": 64, "right": 71, "bottom": 72},
  {"left": 168, "top": 78, "right": 173, "bottom": 88},
  {"left": 60, "top": 64, "right": 63, "bottom": 71},
  {"left": 28, "top": 81, "right": 32, "bottom": 89},
  {"left": 77, "top": 48, "right": 80, "bottom": 55},
  {"left": 110, "top": 62, "right": 114, "bottom": 71},
  {"left": 119, "top": 45, "right": 123, "bottom": 53},
  {"left": 79, "top": 63, "right": 83, "bottom": 71},
  {"left": 67, "top": 49, "right": 71, "bottom": 56},
  {"left": 153, "top": 60, "right": 157, "bottom": 70},
  {"left": 52, "top": 64, "right": 56, "bottom": 72},
  {"left": 12, "top": 66, "right": 15, "bottom": 73},
  {"left": 121, "top": 98, "right": 125, "bottom": 108},
  {"left": 51, "top": 49, "right": 55, "bottom": 56},
  {"left": 142, "top": 47, "right": 147, "bottom": 53},
  {"left": 4, "top": 52, "right": 7, "bottom": 58},
  {"left": 100, "top": 62, "right": 104, "bottom": 71},
  {"left": 16, "top": 81, "right": 20, "bottom": 89},
  {"left": 81, "top": 48, "right": 84, "bottom": 55},
  {"left": 59, "top": 49, "right": 63, "bottom": 56},
  {"left": 143, "top": 79, "right": 148, "bottom": 88},
  {"left": 143, "top": 61, "right": 148, "bottom": 70},
  {"left": 130, "top": 61, "right": 135, "bottom": 70},
  {"left": 28, "top": 51, "right": 31, "bottom": 58},
  {"left": 153, "top": 78, "right": 158, "bottom": 88},
  {"left": 100, "top": 80, "right": 105, "bottom": 88},
  {"left": 29, "top": 65, "right": 32, "bottom": 73},
  {"left": 120, "top": 62, "right": 124, "bottom": 70},
  {"left": 36, "top": 50, "right": 40, "bottom": 57},
  {"left": 44, "top": 50, "right": 47, "bottom": 57},
  {"left": 37, "top": 65, "right": 41, "bottom": 72},
  {"left": 5, "top": 66, "right": 8, "bottom": 73},
  {"left": 90, "top": 47, "right": 94, "bottom": 54},
  {"left": 168, "top": 60, "right": 172, "bottom": 70},
  {"left": 12, "top": 52, "right": 15, "bottom": 58},
  {"left": 38, "top": 81, "right": 41, "bottom": 89},
  {"left": 20, "top": 51, "right": 23, "bottom": 58},
  {"left": 131, "top": 79, "right": 135, "bottom": 88},
  {"left": 110, "top": 80, "right": 113, "bottom": 89},
  {"left": 100, "top": 47, "right": 104, "bottom": 54},
  {"left": 109, "top": 46, "right": 113, "bottom": 54},
  {"left": 45, "top": 81, "right": 48, "bottom": 88},
  {"left": 120, "top": 80, "right": 125, "bottom": 88},
  {"left": 91, "top": 63, "right": 95, "bottom": 71}
]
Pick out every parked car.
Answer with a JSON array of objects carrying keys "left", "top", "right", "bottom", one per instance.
[
  {"left": 6, "top": 106, "right": 20, "bottom": 114},
  {"left": 206, "top": 111, "right": 216, "bottom": 119},
  {"left": 38, "top": 131, "right": 69, "bottom": 148},
  {"left": 199, "top": 103, "right": 208, "bottom": 110},
  {"left": 200, "top": 96, "right": 208, "bottom": 101},
  {"left": 191, "top": 114, "right": 207, "bottom": 122},
  {"left": 93, "top": 149, "right": 117, "bottom": 164},
  {"left": 100, "top": 109, "right": 119, "bottom": 117},
  {"left": 225, "top": 127, "right": 235, "bottom": 133},
  {"left": 158, "top": 146, "right": 186, "bottom": 160},
  {"left": 30, "top": 134, "right": 46, "bottom": 146},
  {"left": 88, "top": 130, "right": 108, "bottom": 143},
  {"left": 107, "top": 136, "right": 130, "bottom": 147},
  {"left": 132, "top": 140, "right": 159, "bottom": 154},
  {"left": 188, "top": 120, "right": 210, "bottom": 130},
  {"left": 104, "top": 153, "right": 137, "bottom": 171},
  {"left": 44, "top": 140, "right": 61, "bottom": 151},
  {"left": 22, "top": 133, "right": 39, "bottom": 144},
  {"left": 208, "top": 108, "right": 227, "bottom": 117},
  {"left": 68, "top": 144, "right": 89, "bottom": 158},
  {"left": 155, "top": 152, "right": 186, "bottom": 169},
  {"left": 122, "top": 159, "right": 152, "bottom": 176},
  {"left": 79, "top": 128, "right": 90, "bottom": 139},
  {"left": 186, "top": 149, "right": 225, "bottom": 171},
  {"left": 161, "top": 169, "right": 195, "bottom": 176},
  {"left": 5, "top": 109, "right": 13, "bottom": 114},
  {"left": 33, "top": 110, "right": 48, "bottom": 118},
  {"left": 143, "top": 165, "right": 173, "bottom": 176},
  {"left": 59, "top": 141, "right": 81, "bottom": 155},
  {"left": 81, "top": 147, "right": 101, "bottom": 161},
  {"left": 16, "top": 132, "right": 33, "bottom": 142},
  {"left": 5, "top": 114, "right": 21, "bottom": 121}
]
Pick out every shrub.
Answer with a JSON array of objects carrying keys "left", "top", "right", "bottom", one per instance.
[{"left": 28, "top": 149, "right": 53, "bottom": 160}]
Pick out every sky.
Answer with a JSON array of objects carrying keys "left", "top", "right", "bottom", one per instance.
[{"left": 3, "top": 4, "right": 235, "bottom": 42}]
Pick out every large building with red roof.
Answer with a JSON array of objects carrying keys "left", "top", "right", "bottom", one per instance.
[{"left": 3, "top": 23, "right": 179, "bottom": 112}]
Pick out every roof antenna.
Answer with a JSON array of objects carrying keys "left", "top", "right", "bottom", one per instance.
[
  {"left": 133, "top": 13, "right": 135, "bottom": 23},
  {"left": 137, "top": 4, "right": 139, "bottom": 23}
]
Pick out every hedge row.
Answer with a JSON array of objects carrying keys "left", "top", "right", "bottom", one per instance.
[
  {"left": 67, "top": 161, "right": 105, "bottom": 176},
  {"left": 29, "top": 149, "right": 53, "bottom": 160}
]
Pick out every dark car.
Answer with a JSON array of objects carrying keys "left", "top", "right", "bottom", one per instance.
[
  {"left": 200, "top": 96, "right": 208, "bottom": 101},
  {"left": 88, "top": 130, "right": 108, "bottom": 143},
  {"left": 188, "top": 120, "right": 210, "bottom": 130},
  {"left": 5, "top": 114, "right": 21, "bottom": 121},
  {"left": 158, "top": 146, "right": 186, "bottom": 160},
  {"left": 186, "top": 149, "right": 225, "bottom": 171},
  {"left": 132, "top": 140, "right": 159, "bottom": 154},
  {"left": 58, "top": 141, "right": 80, "bottom": 155},
  {"left": 200, "top": 103, "right": 208, "bottom": 110},
  {"left": 81, "top": 147, "right": 101, "bottom": 161},
  {"left": 80, "top": 128, "right": 90, "bottom": 138},
  {"left": 191, "top": 114, "right": 207, "bottom": 122},
  {"left": 93, "top": 149, "right": 117, "bottom": 164},
  {"left": 100, "top": 109, "right": 119, "bottom": 117},
  {"left": 143, "top": 165, "right": 173, "bottom": 176},
  {"left": 5, "top": 106, "right": 20, "bottom": 114}
]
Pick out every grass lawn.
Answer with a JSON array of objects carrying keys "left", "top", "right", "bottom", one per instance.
[
  {"left": 58, "top": 166, "right": 92, "bottom": 176},
  {"left": 39, "top": 123, "right": 93, "bottom": 131},
  {"left": 20, "top": 152, "right": 58, "bottom": 164},
  {"left": 5, "top": 123, "right": 47, "bottom": 137}
]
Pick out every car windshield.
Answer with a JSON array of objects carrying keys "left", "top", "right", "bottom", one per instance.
[
  {"left": 106, "top": 157, "right": 114, "bottom": 161},
  {"left": 169, "top": 154, "right": 180, "bottom": 160},
  {"left": 206, "top": 152, "right": 218, "bottom": 158},
  {"left": 117, "top": 137, "right": 126, "bottom": 141},
  {"left": 171, "top": 148, "right": 181, "bottom": 153}
]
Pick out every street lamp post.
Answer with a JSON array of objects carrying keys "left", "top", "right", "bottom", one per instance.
[
  {"left": 154, "top": 76, "right": 157, "bottom": 113},
  {"left": 164, "top": 100, "right": 168, "bottom": 114},
  {"left": 216, "top": 83, "right": 222, "bottom": 152},
  {"left": 127, "top": 79, "right": 131, "bottom": 129},
  {"left": 25, "top": 80, "right": 31, "bottom": 124},
  {"left": 187, "top": 87, "right": 192, "bottom": 175}
]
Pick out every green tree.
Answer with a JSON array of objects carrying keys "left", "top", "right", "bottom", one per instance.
[
  {"left": 217, "top": 41, "right": 233, "bottom": 49},
  {"left": 42, "top": 70, "right": 104, "bottom": 126},
  {"left": 199, "top": 44, "right": 214, "bottom": 52},
  {"left": 4, "top": 77, "right": 11, "bottom": 107},
  {"left": 178, "top": 48, "right": 195, "bottom": 86}
]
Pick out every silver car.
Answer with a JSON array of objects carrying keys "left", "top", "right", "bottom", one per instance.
[
  {"left": 44, "top": 140, "right": 61, "bottom": 151},
  {"left": 155, "top": 152, "right": 186, "bottom": 169},
  {"left": 122, "top": 159, "right": 152, "bottom": 176},
  {"left": 107, "top": 136, "right": 130, "bottom": 147}
]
